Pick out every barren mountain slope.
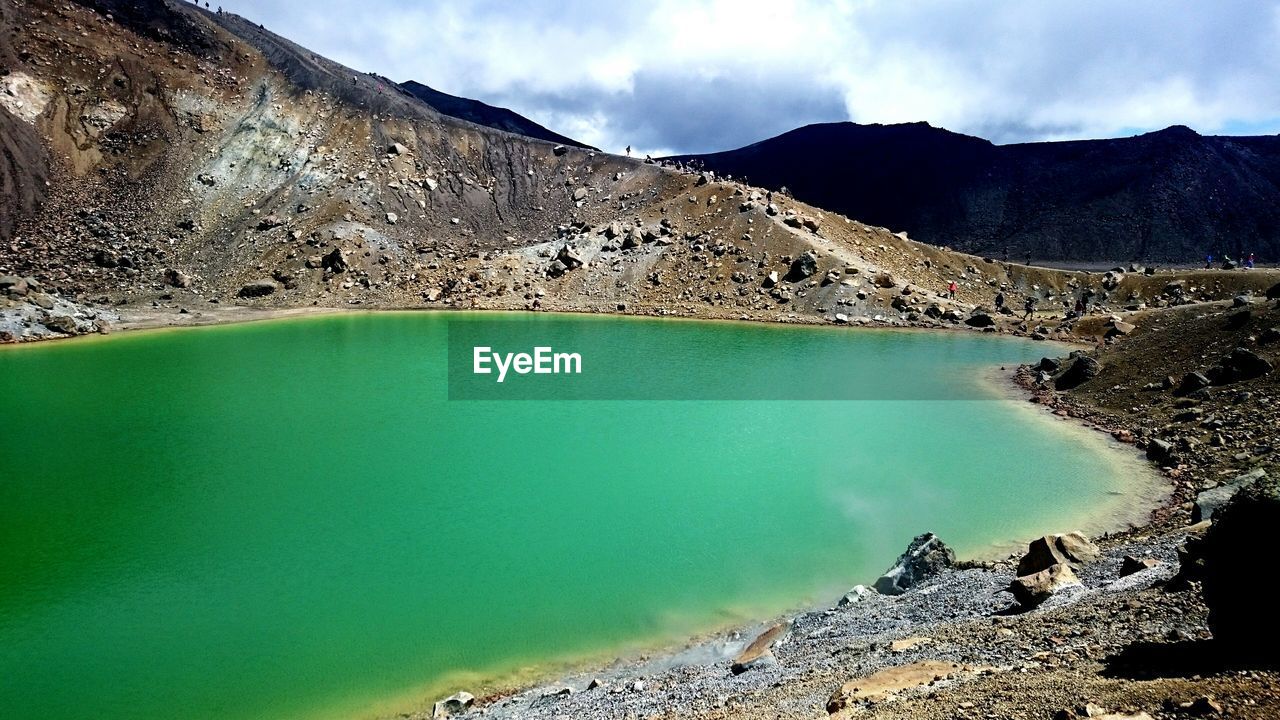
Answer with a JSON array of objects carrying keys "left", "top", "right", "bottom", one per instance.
[{"left": 3, "top": 0, "right": 1276, "bottom": 345}]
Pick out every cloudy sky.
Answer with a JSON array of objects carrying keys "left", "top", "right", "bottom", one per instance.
[{"left": 214, "top": 0, "right": 1280, "bottom": 156}]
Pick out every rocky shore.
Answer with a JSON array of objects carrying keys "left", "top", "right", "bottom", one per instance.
[{"left": 417, "top": 488, "right": 1276, "bottom": 720}]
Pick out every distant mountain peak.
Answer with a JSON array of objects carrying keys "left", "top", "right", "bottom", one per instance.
[{"left": 1146, "top": 124, "right": 1202, "bottom": 139}]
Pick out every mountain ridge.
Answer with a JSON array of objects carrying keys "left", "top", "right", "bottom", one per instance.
[
  {"left": 669, "top": 121, "right": 1280, "bottom": 262},
  {"left": 398, "top": 80, "right": 593, "bottom": 149}
]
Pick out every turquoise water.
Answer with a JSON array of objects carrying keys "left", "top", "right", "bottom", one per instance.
[{"left": 0, "top": 312, "right": 1157, "bottom": 720}]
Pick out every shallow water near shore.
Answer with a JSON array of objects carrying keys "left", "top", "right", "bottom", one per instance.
[{"left": 0, "top": 312, "right": 1162, "bottom": 720}]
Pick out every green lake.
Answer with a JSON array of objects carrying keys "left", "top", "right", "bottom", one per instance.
[{"left": 0, "top": 312, "right": 1162, "bottom": 720}]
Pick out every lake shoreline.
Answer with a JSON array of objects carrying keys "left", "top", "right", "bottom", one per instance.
[
  {"left": 6, "top": 304, "right": 1185, "bottom": 720},
  {"left": 1, "top": 300, "right": 1094, "bottom": 352}
]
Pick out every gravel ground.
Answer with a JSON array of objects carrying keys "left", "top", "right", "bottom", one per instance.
[{"left": 449, "top": 530, "right": 1207, "bottom": 720}]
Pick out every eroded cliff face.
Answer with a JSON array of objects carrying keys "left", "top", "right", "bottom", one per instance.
[{"left": 0, "top": 1, "right": 50, "bottom": 244}]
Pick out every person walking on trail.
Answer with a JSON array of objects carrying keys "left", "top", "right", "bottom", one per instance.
[
  {"left": 947, "top": 281, "right": 958, "bottom": 299},
  {"left": 1247, "top": 252, "right": 1256, "bottom": 269},
  {"left": 1023, "top": 296, "right": 1037, "bottom": 321},
  {"left": 1205, "top": 253, "right": 1214, "bottom": 269},
  {"left": 625, "top": 145, "right": 631, "bottom": 157},
  {"left": 994, "top": 291, "right": 1005, "bottom": 311}
]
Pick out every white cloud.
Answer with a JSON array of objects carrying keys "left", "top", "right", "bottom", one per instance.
[{"left": 216, "top": 0, "right": 1280, "bottom": 153}]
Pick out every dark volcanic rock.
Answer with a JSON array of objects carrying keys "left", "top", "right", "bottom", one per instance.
[
  {"left": 1187, "top": 476, "right": 1280, "bottom": 654},
  {"left": 873, "top": 532, "right": 955, "bottom": 595},
  {"left": 965, "top": 312, "right": 995, "bottom": 328},
  {"left": 321, "top": 247, "right": 348, "bottom": 274},
  {"left": 786, "top": 251, "right": 818, "bottom": 281},
  {"left": 1146, "top": 438, "right": 1174, "bottom": 463},
  {"left": 1216, "top": 347, "right": 1273, "bottom": 383},
  {"left": 1120, "top": 555, "right": 1161, "bottom": 576},
  {"left": 1054, "top": 354, "right": 1101, "bottom": 390},
  {"left": 1193, "top": 468, "right": 1268, "bottom": 523},
  {"left": 1177, "top": 371, "right": 1212, "bottom": 395}
]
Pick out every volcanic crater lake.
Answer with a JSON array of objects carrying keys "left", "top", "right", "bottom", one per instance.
[{"left": 0, "top": 312, "right": 1162, "bottom": 720}]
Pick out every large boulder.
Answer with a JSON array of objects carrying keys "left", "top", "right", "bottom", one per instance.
[
  {"left": 872, "top": 533, "right": 955, "bottom": 595},
  {"left": 1185, "top": 476, "right": 1280, "bottom": 653},
  {"left": 431, "top": 691, "right": 475, "bottom": 719},
  {"left": 321, "top": 247, "right": 348, "bottom": 274},
  {"left": 965, "top": 312, "right": 995, "bottom": 328},
  {"left": 1265, "top": 282, "right": 1280, "bottom": 300},
  {"left": 1146, "top": 438, "right": 1175, "bottom": 464},
  {"left": 237, "top": 280, "right": 278, "bottom": 298},
  {"left": 41, "top": 313, "right": 79, "bottom": 335},
  {"left": 1119, "top": 555, "right": 1161, "bottom": 577},
  {"left": 786, "top": 251, "right": 818, "bottom": 281},
  {"left": 837, "top": 584, "right": 875, "bottom": 607},
  {"left": 556, "top": 244, "right": 584, "bottom": 269},
  {"left": 163, "top": 268, "right": 193, "bottom": 288},
  {"left": 1008, "top": 562, "right": 1082, "bottom": 608},
  {"left": 1192, "top": 468, "right": 1268, "bottom": 523},
  {"left": 730, "top": 621, "right": 790, "bottom": 674},
  {"left": 1054, "top": 354, "right": 1101, "bottom": 390},
  {"left": 0, "top": 275, "right": 28, "bottom": 297},
  {"left": 621, "top": 227, "right": 642, "bottom": 249},
  {"left": 1215, "top": 347, "right": 1273, "bottom": 383},
  {"left": 1016, "top": 532, "right": 1101, "bottom": 577},
  {"left": 1177, "top": 371, "right": 1212, "bottom": 395},
  {"left": 1105, "top": 319, "right": 1136, "bottom": 338}
]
